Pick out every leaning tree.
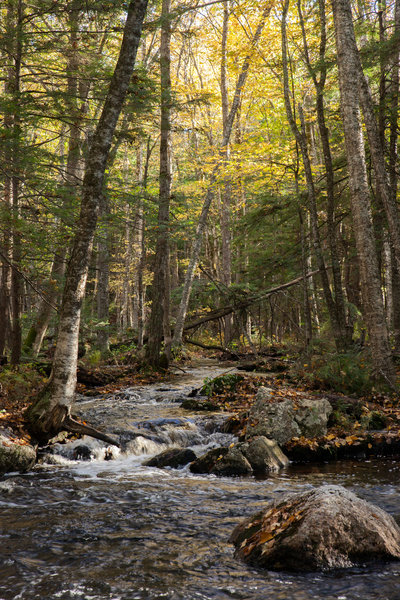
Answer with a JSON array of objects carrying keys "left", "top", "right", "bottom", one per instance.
[{"left": 27, "top": 0, "right": 149, "bottom": 444}]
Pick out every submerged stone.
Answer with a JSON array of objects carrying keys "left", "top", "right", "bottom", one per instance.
[
  {"left": 190, "top": 446, "right": 252, "bottom": 476},
  {"left": 189, "top": 437, "right": 288, "bottom": 477}
]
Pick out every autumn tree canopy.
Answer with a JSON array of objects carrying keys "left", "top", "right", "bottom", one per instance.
[{"left": 1, "top": 0, "right": 400, "bottom": 408}]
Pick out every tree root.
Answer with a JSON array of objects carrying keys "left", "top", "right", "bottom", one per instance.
[{"left": 63, "top": 415, "right": 120, "bottom": 448}]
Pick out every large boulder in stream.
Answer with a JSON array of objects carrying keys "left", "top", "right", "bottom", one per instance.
[
  {"left": 0, "top": 430, "right": 37, "bottom": 476},
  {"left": 190, "top": 446, "right": 253, "bottom": 476},
  {"left": 239, "top": 437, "right": 289, "bottom": 473},
  {"left": 230, "top": 485, "right": 400, "bottom": 571},
  {"left": 143, "top": 448, "right": 197, "bottom": 469},
  {"left": 190, "top": 437, "right": 289, "bottom": 476},
  {"left": 246, "top": 387, "right": 332, "bottom": 444}
]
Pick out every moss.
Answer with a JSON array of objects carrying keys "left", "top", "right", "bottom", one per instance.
[
  {"left": 22, "top": 326, "right": 37, "bottom": 353},
  {"left": 26, "top": 385, "right": 52, "bottom": 425},
  {"left": 0, "top": 441, "right": 37, "bottom": 475},
  {"left": 362, "top": 411, "right": 387, "bottom": 430}
]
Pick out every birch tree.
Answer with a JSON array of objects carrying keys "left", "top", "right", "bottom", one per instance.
[{"left": 27, "top": 0, "right": 149, "bottom": 442}]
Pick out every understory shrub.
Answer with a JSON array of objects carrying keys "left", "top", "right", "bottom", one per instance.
[
  {"left": 201, "top": 373, "right": 244, "bottom": 397},
  {"left": 297, "top": 351, "right": 372, "bottom": 395}
]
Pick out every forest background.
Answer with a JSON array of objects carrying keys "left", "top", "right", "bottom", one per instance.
[{"left": 1, "top": 0, "right": 400, "bottom": 434}]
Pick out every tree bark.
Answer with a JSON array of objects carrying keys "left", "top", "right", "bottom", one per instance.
[
  {"left": 145, "top": 0, "right": 172, "bottom": 368},
  {"left": 297, "top": 0, "right": 351, "bottom": 347},
  {"left": 5, "top": 0, "right": 23, "bottom": 365},
  {"left": 220, "top": 1, "right": 233, "bottom": 343},
  {"left": 24, "top": 6, "right": 85, "bottom": 357},
  {"left": 96, "top": 193, "right": 110, "bottom": 353},
  {"left": 389, "top": 0, "right": 400, "bottom": 349},
  {"left": 282, "top": 0, "right": 347, "bottom": 351},
  {"left": 172, "top": 3, "right": 271, "bottom": 347},
  {"left": 27, "top": 0, "right": 149, "bottom": 441},
  {"left": 332, "top": 0, "right": 395, "bottom": 385}
]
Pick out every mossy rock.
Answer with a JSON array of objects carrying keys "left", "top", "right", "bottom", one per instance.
[
  {"left": 362, "top": 411, "right": 387, "bottom": 430},
  {"left": 181, "top": 398, "right": 220, "bottom": 411},
  {"left": 0, "top": 432, "right": 37, "bottom": 476}
]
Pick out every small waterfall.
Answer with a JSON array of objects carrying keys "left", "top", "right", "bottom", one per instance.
[{"left": 40, "top": 372, "right": 236, "bottom": 465}]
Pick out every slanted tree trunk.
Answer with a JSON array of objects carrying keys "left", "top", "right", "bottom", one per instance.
[
  {"left": 26, "top": 0, "right": 149, "bottom": 443},
  {"left": 332, "top": 0, "right": 395, "bottom": 385},
  {"left": 172, "top": 3, "right": 271, "bottom": 347},
  {"left": 145, "top": 0, "right": 172, "bottom": 368}
]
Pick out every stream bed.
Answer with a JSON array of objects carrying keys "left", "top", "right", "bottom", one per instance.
[{"left": 1, "top": 362, "right": 400, "bottom": 600}]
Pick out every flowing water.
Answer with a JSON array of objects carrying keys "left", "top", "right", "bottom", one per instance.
[{"left": 1, "top": 362, "right": 400, "bottom": 600}]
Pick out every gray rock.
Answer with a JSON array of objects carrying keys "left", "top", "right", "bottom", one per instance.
[
  {"left": 143, "top": 448, "right": 197, "bottom": 468},
  {"left": 211, "top": 447, "right": 252, "bottom": 477},
  {"left": 189, "top": 437, "right": 288, "bottom": 477},
  {"left": 0, "top": 431, "right": 37, "bottom": 476},
  {"left": 246, "top": 398, "right": 301, "bottom": 445},
  {"left": 238, "top": 437, "right": 289, "bottom": 473},
  {"left": 231, "top": 485, "right": 400, "bottom": 571},
  {"left": 246, "top": 391, "right": 332, "bottom": 444},
  {"left": 190, "top": 446, "right": 252, "bottom": 476},
  {"left": 294, "top": 398, "right": 332, "bottom": 438},
  {"left": 73, "top": 444, "right": 93, "bottom": 460},
  {"left": 180, "top": 398, "right": 218, "bottom": 411},
  {"left": 255, "top": 386, "right": 273, "bottom": 402}
]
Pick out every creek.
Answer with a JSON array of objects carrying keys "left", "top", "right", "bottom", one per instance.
[{"left": 1, "top": 361, "right": 400, "bottom": 600}]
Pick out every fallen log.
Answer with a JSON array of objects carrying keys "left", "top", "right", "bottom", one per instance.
[
  {"left": 183, "top": 270, "right": 320, "bottom": 332},
  {"left": 31, "top": 361, "right": 118, "bottom": 387},
  {"left": 183, "top": 337, "right": 240, "bottom": 358}
]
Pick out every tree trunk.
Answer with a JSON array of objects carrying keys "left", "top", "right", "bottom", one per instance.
[
  {"left": 96, "top": 193, "right": 110, "bottom": 353},
  {"left": 134, "top": 139, "right": 152, "bottom": 348},
  {"left": 172, "top": 3, "right": 271, "bottom": 347},
  {"left": 332, "top": 0, "right": 395, "bottom": 385},
  {"left": 5, "top": 0, "right": 23, "bottom": 365},
  {"left": 389, "top": 0, "right": 400, "bottom": 349},
  {"left": 24, "top": 6, "right": 84, "bottom": 356},
  {"left": 298, "top": 205, "right": 312, "bottom": 348},
  {"left": 282, "top": 0, "right": 347, "bottom": 351},
  {"left": 298, "top": 0, "right": 351, "bottom": 347},
  {"left": 358, "top": 57, "right": 400, "bottom": 279},
  {"left": 145, "top": 0, "right": 172, "bottom": 368},
  {"left": 220, "top": 0, "right": 233, "bottom": 344},
  {"left": 338, "top": 0, "right": 400, "bottom": 280},
  {"left": 27, "top": 0, "right": 149, "bottom": 441}
]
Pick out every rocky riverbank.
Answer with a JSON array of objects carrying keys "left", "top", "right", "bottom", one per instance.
[{"left": 1, "top": 359, "right": 400, "bottom": 476}]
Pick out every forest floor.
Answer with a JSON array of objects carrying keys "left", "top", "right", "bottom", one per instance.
[
  {"left": 191, "top": 366, "right": 400, "bottom": 462},
  {"left": 1, "top": 346, "right": 400, "bottom": 463}
]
